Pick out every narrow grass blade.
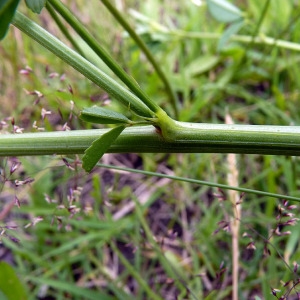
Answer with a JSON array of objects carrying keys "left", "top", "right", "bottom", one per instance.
[
  {"left": 95, "top": 163, "right": 300, "bottom": 203},
  {"left": 100, "top": 0, "right": 179, "bottom": 118},
  {"left": 218, "top": 19, "right": 244, "bottom": 51},
  {"left": 132, "top": 196, "right": 191, "bottom": 296},
  {"left": 26, "top": 276, "right": 113, "bottom": 300},
  {"left": 110, "top": 242, "right": 163, "bottom": 300},
  {"left": 82, "top": 125, "right": 126, "bottom": 172}
]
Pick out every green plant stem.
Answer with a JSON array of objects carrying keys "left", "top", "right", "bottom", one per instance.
[
  {"left": 132, "top": 196, "right": 190, "bottom": 296},
  {"left": 45, "top": 2, "right": 85, "bottom": 57},
  {"left": 239, "top": 0, "right": 271, "bottom": 66},
  {"left": 136, "top": 17, "right": 300, "bottom": 52},
  {"left": 1, "top": 123, "right": 300, "bottom": 156},
  {"left": 109, "top": 242, "right": 163, "bottom": 300},
  {"left": 250, "top": 0, "right": 271, "bottom": 42},
  {"left": 174, "top": 30, "right": 300, "bottom": 51},
  {"left": 100, "top": 0, "right": 179, "bottom": 118},
  {"left": 12, "top": 11, "right": 153, "bottom": 118},
  {"left": 47, "top": 0, "right": 162, "bottom": 115},
  {"left": 3, "top": 124, "right": 300, "bottom": 202}
]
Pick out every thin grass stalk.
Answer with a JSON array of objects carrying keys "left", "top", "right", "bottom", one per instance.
[
  {"left": 45, "top": 3, "right": 85, "bottom": 57},
  {"left": 249, "top": 0, "right": 271, "bottom": 45},
  {"left": 90, "top": 163, "right": 300, "bottom": 202},
  {"left": 132, "top": 196, "right": 191, "bottom": 297},
  {"left": 100, "top": 0, "right": 179, "bottom": 118}
]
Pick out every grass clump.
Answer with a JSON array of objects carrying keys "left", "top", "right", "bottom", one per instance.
[{"left": 1, "top": 1, "right": 300, "bottom": 299}]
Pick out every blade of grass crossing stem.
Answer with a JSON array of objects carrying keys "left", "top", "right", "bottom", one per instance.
[
  {"left": 82, "top": 125, "right": 126, "bottom": 172},
  {"left": 239, "top": 0, "right": 271, "bottom": 66},
  {"left": 109, "top": 242, "right": 163, "bottom": 300},
  {"left": 47, "top": 0, "right": 161, "bottom": 115}
]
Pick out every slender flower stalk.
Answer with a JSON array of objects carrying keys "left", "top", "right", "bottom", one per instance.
[
  {"left": 91, "top": 163, "right": 300, "bottom": 203},
  {"left": 100, "top": 0, "right": 179, "bottom": 118}
]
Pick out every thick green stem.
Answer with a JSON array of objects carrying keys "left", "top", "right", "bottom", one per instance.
[
  {"left": 1, "top": 123, "right": 300, "bottom": 156},
  {"left": 12, "top": 11, "right": 153, "bottom": 118},
  {"left": 47, "top": 0, "right": 162, "bottom": 115},
  {"left": 100, "top": 0, "right": 179, "bottom": 118},
  {"left": 162, "top": 121, "right": 300, "bottom": 153}
]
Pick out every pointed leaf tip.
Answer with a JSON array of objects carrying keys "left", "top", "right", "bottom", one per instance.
[
  {"left": 82, "top": 125, "right": 126, "bottom": 172},
  {"left": 25, "top": 0, "right": 46, "bottom": 14},
  {"left": 80, "top": 106, "right": 131, "bottom": 125},
  {"left": 207, "top": 0, "right": 243, "bottom": 23},
  {"left": 217, "top": 19, "right": 244, "bottom": 51}
]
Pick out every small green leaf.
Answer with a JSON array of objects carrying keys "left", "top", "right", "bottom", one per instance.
[
  {"left": 80, "top": 106, "right": 131, "bottom": 124},
  {"left": 0, "top": 261, "right": 28, "bottom": 300},
  {"left": 207, "top": 0, "right": 243, "bottom": 23},
  {"left": 0, "top": 0, "right": 20, "bottom": 40},
  {"left": 185, "top": 55, "right": 220, "bottom": 77},
  {"left": 82, "top": 125, "right": 126, "bottom": 172},
  {"left": 25, "top": 0, "right": 46, "bottom": 13},
  {"left": 217, "top": 19, "right": 244, "bottom": 51}
]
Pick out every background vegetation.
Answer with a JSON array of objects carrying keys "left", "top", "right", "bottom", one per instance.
[{"left": 1, "top": 0, "right": 300, "bottom": 299}]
